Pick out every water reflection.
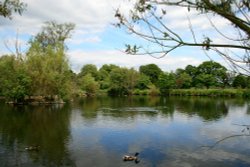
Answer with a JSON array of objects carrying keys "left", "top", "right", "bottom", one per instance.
[
  {"left": 0, "top": 97, "right": 250, "bottom": 167},
  {"left": 173, "top": 97, "right": 229, "bottom": 121},
  {"left": 0, "top": 102, "right": 74, "bottom": 167}
]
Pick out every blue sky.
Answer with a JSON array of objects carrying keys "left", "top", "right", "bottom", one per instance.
[{"left": 0, "top": 0, "right": 237, "bottom": 73}]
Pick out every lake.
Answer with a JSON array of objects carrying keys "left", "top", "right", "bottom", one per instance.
[{"left": 0, "top": 96, "right": 250, "bottom": 167}]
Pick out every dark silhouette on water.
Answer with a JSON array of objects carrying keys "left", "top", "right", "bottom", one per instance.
[{"left": 123, "top": 152, "right": 140, "bottom": 163}]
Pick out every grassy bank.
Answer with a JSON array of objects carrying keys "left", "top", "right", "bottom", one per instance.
[{"left": 168, "top": 89, "right": 250, "bottom": 98}]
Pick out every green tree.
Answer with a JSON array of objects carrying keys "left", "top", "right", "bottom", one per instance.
[
  {"left": 115, "top": 0, "right": 250, "bottom": 75},
  {"left": 196, "top": 61, "right": 228, "bottom": 88},
  {"left": 135, "top": 74, "right": 151, "bottom": 90},
  {"left": 98, "top": 64, "right": 119, "bottom": 89},
  {"left": 30, "top": 21, "right": 75, "bottom": 50},
  {"left": 158, "top": 72, "right": 175, "bottom": 94},
  {"left": 108, "top": 68, "right": 127, "bottom": 96},
  {"left": 0, "top": 0, "right": 26, "bottom": 19},
  {"left": 139, "top": 64, "right": 163, "bottom": 85},
  {"left": 176, "top": 72, "right": 192, "bottom": 89},
  {"left": 233, "top": 74, "right": 247, "bottom": 88},
  {"left": 195, "top": 73, "right": 216, "bottom": 89},
  {"left": 125, "top": 68, "right": 140, "bottom": 93},
  {"left": 26, "top": 22, "right": 75, "bottom": 100},
  {"left": 108, "top": 67, "right": 138, "bottom": 96},
  {"left": 0, "top": 55, "right": 31, "bottom": 102},
  {"left": 26, "top": 42, "right": 72, "bottom": 99},
  {"left": 78, "top": 64, "right": 99, "bottom": 80},
  {"left": 79, "top": 74, "right": 99, "bottom": 96}
]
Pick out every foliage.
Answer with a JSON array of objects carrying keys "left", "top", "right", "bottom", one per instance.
[
  {"left": 158, "top": 72, "right": 175, "bottom": 94},
  {"left": 78, "top": 64, "right": 99, "bottom": 80},
  {"left": 29, "top": 21, "right": 75, "bottom": 50},
  {"left": 175, "top": 72, "right": 192, "bottom": 89},
  {"left": 108, "top": 68, "right": 130, "bottom": 96},
  {"left": 233, "top": 74, "right": 247, "bottom": 88},
  {"left": 0, "top": 55, "right": 31, "bottom": 102},
  {"left": 195, "top": 61, "right": 228, "bottom": 88},
  {"left": 0, "top": 0, "right": 26, "bottom": 19},
  {"left": 2, "top": 48, "right": 250, "bottom": 100},
  {"left": 139, "top": 64, "right": 163, "bottom": 84},
  {"left": 23, "top": 22, "right": 75, "bottom": 101},
  {"left": 79, "top": 74, "right": 99, "bottom": 96},
  {"left": 98, "top": 64, "right": 119, "bottom": 90},
  {"left": 115, "top": 0, "right": 250, "bottom": 75},
  {"left": 148, "top": 85, "right": 160, "bottom": 96},
  {"left": 169, "top": 89, "right": 244, "bottom": 97},
  {"left": 135, "top": 74, "right": 151, "bottom": 90},
  {"left": 26, "top": 41, "right": 72, "bottom": 100}
]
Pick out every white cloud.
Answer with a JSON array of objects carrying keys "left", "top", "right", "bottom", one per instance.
[
  {"left": 68, "top": 36, "right": 101, "bottom": 45},
  {"left": 0, "top": 0, "right": 132, "bottom": 33},
  {"left": 0, "top": 0, "right": 240, "bottom": 73}
]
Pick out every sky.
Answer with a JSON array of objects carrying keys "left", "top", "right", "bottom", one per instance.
[{"left": 0, "top": 0, "right": 236, "bottom": 73}]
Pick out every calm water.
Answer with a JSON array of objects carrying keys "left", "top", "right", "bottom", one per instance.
[{"left": 0, "top": 96, "right": 250, "bottom": 167}]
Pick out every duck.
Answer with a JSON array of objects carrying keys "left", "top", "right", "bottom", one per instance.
[
  {"left": 25, "top": 145, "right": 40, "bottom": 151},
  {"left": 123, "top": 152, "right": 140, "bottom": 163}
]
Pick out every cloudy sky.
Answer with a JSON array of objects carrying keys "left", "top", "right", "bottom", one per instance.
[{"left": 0, "top": 0, "right": 234, "bottom": 73}]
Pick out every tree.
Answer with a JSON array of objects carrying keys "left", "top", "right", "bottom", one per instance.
[
  {"left": 79, "top": 74, "right": 99, "bottom": 96},
  {"left": 30, "top": 21, "right": 75, "bottom": 50},
  {"left": 135, "top": 74, "right": 151, "bottom": 90},
  {"left": 124, "top": 68, "right": 140, "bottom": 93},
  {"left": 195, "top": 73, "right": 217, "bottom": 88},
  {"left": 0, "top": 55, "right": 31, "bottom": 102},
  {"left": 158, "top": 72, "right": 175, "bottom": 94},
  {"left": 108, "top": 68, "right": 128, "bottom": 96},
  {"left": 195, "top": 61, "right": 228, "bottom": 88},
  {"left": 98, "top": 64, "right": 119, "bottom": 89},
  {"left": 115, "top": 0, "right": 250, "bottom": 75},
  {"left": 26, "top": 22, "right": 75, "bottom": 100},
  {"left": 139, "top": 64, "right": 163, "bottom": 84},
  {"left": 0, "top": 0, "right": 26, "bottom": 19},
  {"left": 108, "top": 67, "right": 138, "bottom": 96},
  {"left": 232, "top": 74, "right": 247, "bottom": 88},
  {"left": 78, "top": 64, "right": 99, "bottom": 80},
  {"left": 176, "top": 72, "right": 192, "bottom": 89}
]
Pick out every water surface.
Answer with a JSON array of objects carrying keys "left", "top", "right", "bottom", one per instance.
[{"left": 0, "top": 96, "right": 250, "bottom": 167}]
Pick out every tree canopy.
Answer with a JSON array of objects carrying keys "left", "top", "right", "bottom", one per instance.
[
  {"left": 30, "top": 21, "right": 75, "bottom": 50},
  {"left": 115, "top": 0, "right": 250, "bottom": 75},
  {"left": 0, "top": 0, "right": 26, "bottom": 19}
]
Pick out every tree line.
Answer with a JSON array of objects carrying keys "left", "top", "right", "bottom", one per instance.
[
  {"left": 0, "top": 22, "right": 250, "bottom": 103},
  {"left": 1, "top": 53, "right": 250, "bottom": 103},
  {"left": 75, "top": 61, "right": 250, "bottom": 96}
]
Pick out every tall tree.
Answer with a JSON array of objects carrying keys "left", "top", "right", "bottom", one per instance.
[
  {"left": 0, "top": 0, "right": 26, "bottom": 19},
  {"left": 115, "top": 0, "right": 250, "bottom": 75},
  {"left": 26, "top": 22, "right": 75, "bottom": 100},
  {"left": 30, "top": 21, "right": 75, "bottom": 50}
]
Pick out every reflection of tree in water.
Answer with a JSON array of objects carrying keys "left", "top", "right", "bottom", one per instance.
[
  {"left": 247, "top": 102, "right": 250, "bottom": 115},
  {"left": 0, "top": 103, "right": 75, "bottom": 167},
  {"left": 76, "top": 96, "right": 174, "bottom": 121},
  {"left": 172, "top": 97, "right": 228, "bottom": 121}
]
